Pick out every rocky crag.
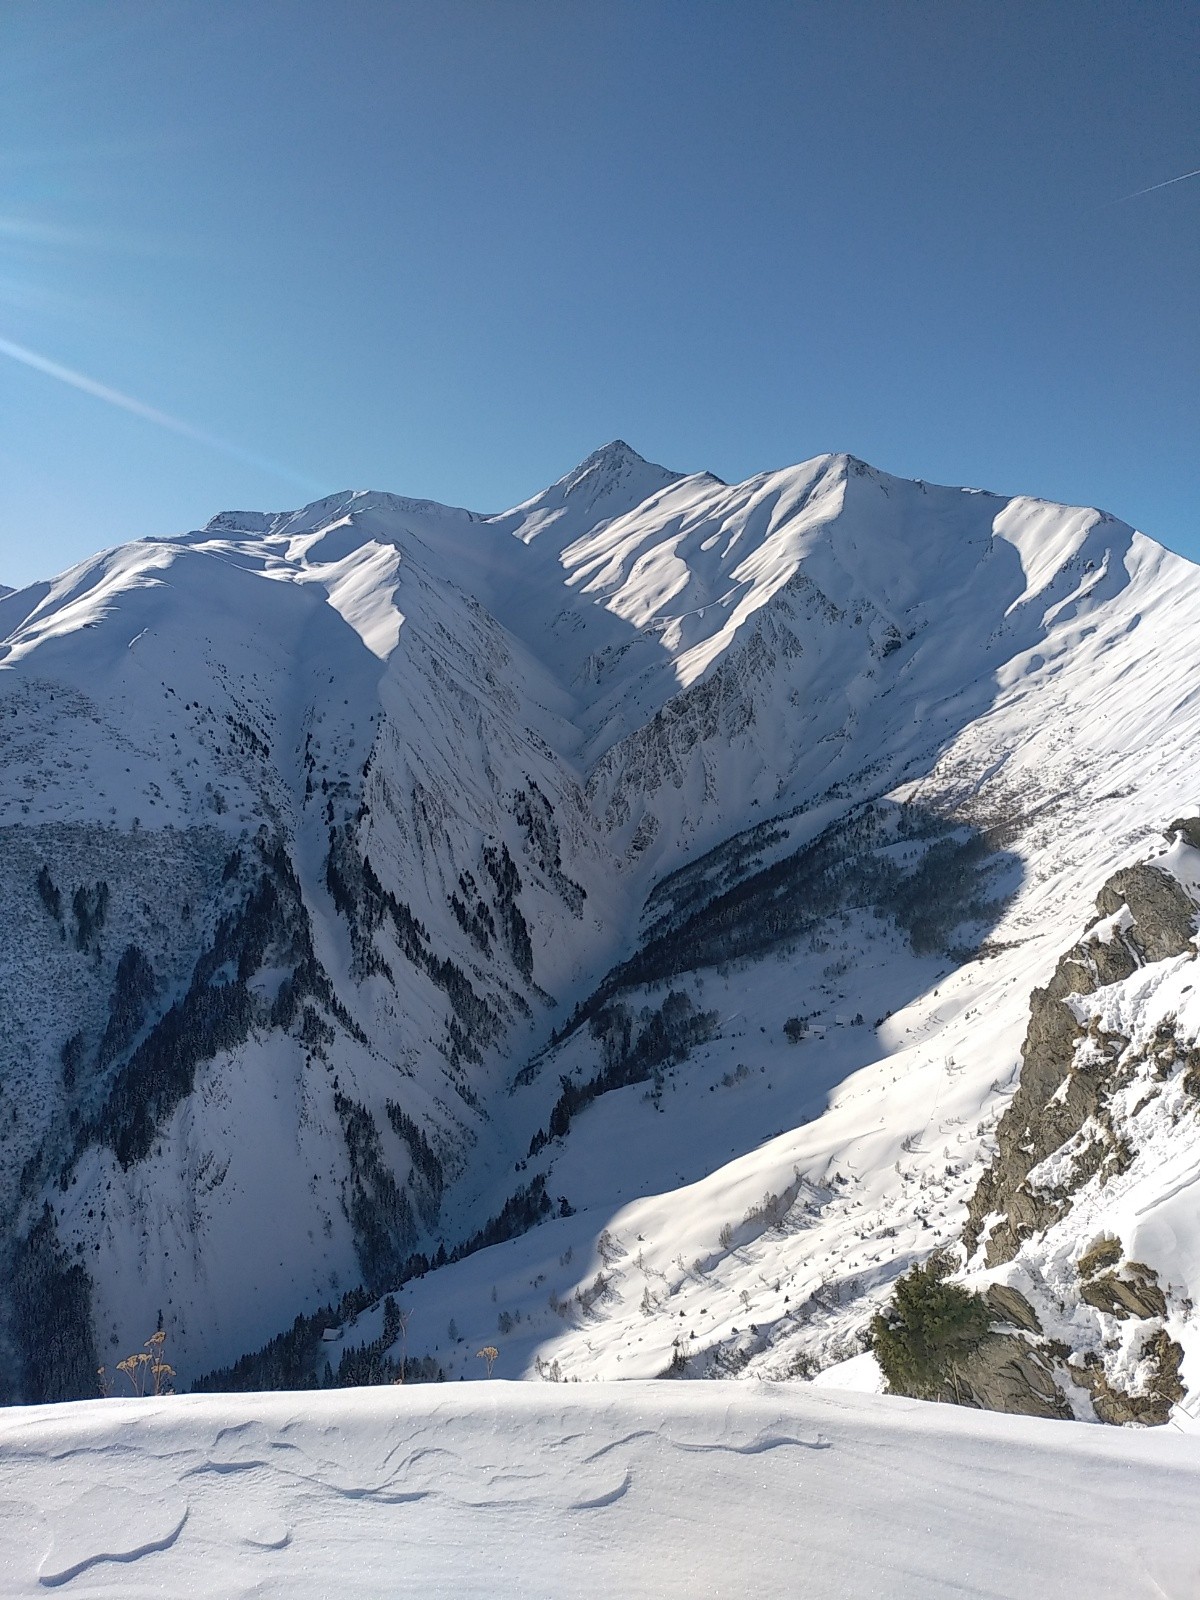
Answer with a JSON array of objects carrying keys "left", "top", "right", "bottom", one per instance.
[{"left": 901, "top": 821, "right": 1200, "bottom": 1423}]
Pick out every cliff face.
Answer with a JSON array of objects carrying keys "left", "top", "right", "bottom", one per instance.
[{"left": 939, "top": 822, "right": 1200, "bottom": 1423}]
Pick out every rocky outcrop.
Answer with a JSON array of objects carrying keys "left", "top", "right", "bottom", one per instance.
[
  {"left": 917, "top": 1284, "right": 1071, "bottom": 1420},
  {"left": 1079, "top": 1262, "right": 1167, "bottom": 1321},
  {"left": 873, "top": 1271, "right": 1075, "bottom": 1419},
  {"left": 948, "top": 830, "right": 1200, "bottom": 1426},
  {"left": 934, "top": 1330, "right": 1073, "bottom": 1420},
  {"left": 1071, "top": 1326, "right": 1184, "bottom": 1426},
  {"left": 1091, "top": 864, "right": 1197, "bottom": 964},
  {"left": 985, "top": 1281, "right": 1043, "bottom": 1333},
  {"left": 923, "top": 1263, "right": 1185, "bottom": 1425},
  {"left": 1065, "top": 1256, "right": 1183, "bottom": 1424},
  {"left": 965, "top": 853, "right": 1198, "bottom": 1268}
]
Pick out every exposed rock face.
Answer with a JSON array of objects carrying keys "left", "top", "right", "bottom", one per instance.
[
  {"left": 899, "top": 1283, "right": 1071, "bottom": 1421},
  {"left": 965, "top": 859, "right": 1197, "bottom": 1268},
  {"left": 1072, "top": 1327, "right": 1184, "bottom": 1426},
  {"left": 985, "top": 1282, "right": 1043, "bottom": 1334},
  {"left": 1080, "top": 1263, "right": 1167, "bottom": 1321},
  {"left": 935, "top": 1330, "right": 1073, "bottom": 1421},
  {"left": 1093, "top": 865, "right": 1197, "bottom": 964},
  {"left": 1062, "top": 1255, "right": 1185, "bottom": 1426},
  {"left": 922, "top": 1258, "right": 1184, "bottom": 1426},
  {"left": 945, "top": 832, "right": 1200, "bottom": 1426}
]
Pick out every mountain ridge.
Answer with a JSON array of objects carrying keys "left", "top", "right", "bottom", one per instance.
[{"left": 3, "top": 443, "right": 1200, "bottom": 1416}]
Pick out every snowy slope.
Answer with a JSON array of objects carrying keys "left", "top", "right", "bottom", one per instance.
[
  {"left": 346, "top": 462, "right": 1200, "bottom": 1402},
  {"left": 0, "top": 495, "right": 630, "bottom": 1391},
  {"left": 4, "top": 441, "right": 1200, "bottom": 1413},
  {"left": 0, "top": 1382, "right": 1197, "bottom": 1598}
]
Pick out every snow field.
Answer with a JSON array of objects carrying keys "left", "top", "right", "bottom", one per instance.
[{"left": 0, "top": 1382, "right": 1197, "bottom": 1598}]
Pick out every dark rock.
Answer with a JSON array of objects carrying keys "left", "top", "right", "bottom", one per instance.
[
  {"left": 1094, "top": 864, "right": 1196, "bottom": 964},
  {"left": 964, "top": 978, "right": 1112, "bottom": 1266},
  {"left": 958, "top": 844, "right": 1199, "bottom": 1428},
  {"left": 935, "top": 1332, "right": 1072, "bottom": 1420},
  {"left": 1079, "top": 1262, "right": 1168, "bottom": 1321},
  {"left": 965, "top": 854, "right": 1198, "bottom": 1268},
  {"left": 985, "top": 1283, "right": 1043, "bottom": 1334},
  {"left": 1071, "top": 1329, "right": 1184, "bottom": 1426}
]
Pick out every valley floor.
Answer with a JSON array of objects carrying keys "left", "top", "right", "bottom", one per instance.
[{"left": 0, "top": 1383, "right": 1195, "bottom": 1598}]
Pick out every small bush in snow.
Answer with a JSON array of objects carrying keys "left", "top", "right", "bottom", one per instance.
[{"left": 870, "top": 1253, "right": 991, "bottom": 1400}]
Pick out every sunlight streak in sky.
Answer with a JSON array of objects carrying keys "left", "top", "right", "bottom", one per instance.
[{"left": 0, "top": 333, "right": 324, "bottom": 493}]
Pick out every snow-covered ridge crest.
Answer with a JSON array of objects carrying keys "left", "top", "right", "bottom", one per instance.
[{"left": 203, "top": 487, "right": 480, "bottom": 539}]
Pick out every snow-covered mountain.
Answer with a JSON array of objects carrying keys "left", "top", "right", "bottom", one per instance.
[{"left": 3, "top": 440, "right": 1200, "bottom": 1420}]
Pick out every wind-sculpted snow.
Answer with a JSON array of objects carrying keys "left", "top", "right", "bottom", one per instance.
[
  {"left": 5, "top": 439, "right": 1200, "bottom": 1410},
  {"left": 0, "top": 1384, "right": 1196, "bottom": 1598}
]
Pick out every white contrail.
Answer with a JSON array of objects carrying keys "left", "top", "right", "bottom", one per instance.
[
  {"left": 1110, "top": 166, "right": 1200, "bottom": 204},
  {"left": 0, "top": 333, "right": 324, "bottom": 492}
]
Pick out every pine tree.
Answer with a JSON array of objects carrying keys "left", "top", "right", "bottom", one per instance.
[{"left": 870, "top": 1253, "right": 991, "bottom": 1399}]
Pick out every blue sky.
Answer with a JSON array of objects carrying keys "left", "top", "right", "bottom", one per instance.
[{"left": 1, "top": 1, "right": 1196, "bottom": 589}]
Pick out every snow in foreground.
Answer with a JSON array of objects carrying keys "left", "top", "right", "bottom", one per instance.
[{"left": 0, "top": 1385, "right": 1196, "bottom": 1598}]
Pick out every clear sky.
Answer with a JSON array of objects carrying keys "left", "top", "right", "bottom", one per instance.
[{"left": 1, "top": 1, "right": 1196, "bottom": 590}]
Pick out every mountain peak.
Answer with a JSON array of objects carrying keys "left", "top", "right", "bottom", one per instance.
[
  {"left": 571, "top": 438, "right": 645, "bottom": 471},
  {"left": 559, "top": 439, "right": 666, "bottom": 497},
  {"left": 491, "top": 439, "right": 685, "bottom": 543}
]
